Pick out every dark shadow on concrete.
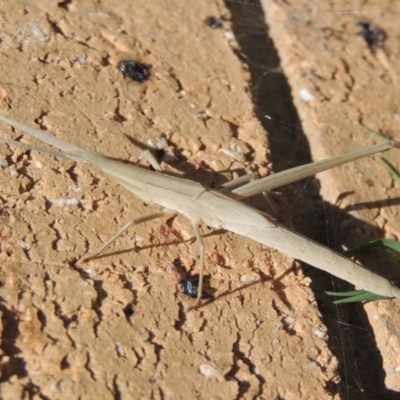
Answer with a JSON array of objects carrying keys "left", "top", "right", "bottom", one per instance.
[{"left": 225, "top": 1, "right": 400, "bottom": 399}]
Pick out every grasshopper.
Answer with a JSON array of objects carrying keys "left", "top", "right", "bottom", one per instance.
[{"left": 1, "top": 112, "right": 400, "bottom": 309}]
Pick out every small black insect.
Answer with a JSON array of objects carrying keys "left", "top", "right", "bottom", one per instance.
[
  {"left": 117, "top": 60, "right": 151, "bottom": 83},
  {"left": 205, "top": 16, "right": 224, "bottom": 29},
  {"left": 168, "top": 261, "right": 213, "bottom": 300},
  {"left": 356, "top": 20, "right": 386, "bottom": 53},
  {"left": 180, "top": 274, "right": 213, "bottom": 300}
]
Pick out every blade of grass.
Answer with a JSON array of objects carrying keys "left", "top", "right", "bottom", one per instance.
[
  {"left": 326, "top": 290, "right": 388, "bottom": 304},
  {"left": 326, "top": 239, "right": 400, "bottom": 303},
  {"left": 326, "top": 128, "right": 400, "bottom": 303},
  {"left": 343, "top": 238, "right": 400, "bottom": 258},
  {"left": 378, "top": 156, "right": 400, "bottom": 184}
]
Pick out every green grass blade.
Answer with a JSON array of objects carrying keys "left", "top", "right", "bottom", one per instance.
[
  {"left": 325, "top": 126, "right": 400, "bottom": 303},
  {"left": 325, "top": 290, "right": 365, "bottom": 297},
  {"left": 330, "top": 291, "right": 388, "bottom": 304},
  {"left": 343, "top": 238, "right": 400, "bottom": 258},
  {"left": 326, "top": 239, "right": 400, "bottom": 303},
  {"left": 378, "top": 156, "right": 400, "bottom": 184}
]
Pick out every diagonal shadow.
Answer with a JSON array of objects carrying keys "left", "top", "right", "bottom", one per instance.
[{"left": 225, "top": 1, "right": 400, "bottom": 399}]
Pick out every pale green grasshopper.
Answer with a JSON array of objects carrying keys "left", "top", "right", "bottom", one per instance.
[{"left": 1, "top": 113, "right": 400, "bottom": 309}]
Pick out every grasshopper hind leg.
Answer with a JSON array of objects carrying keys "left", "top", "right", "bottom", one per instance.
[
  {"left": 79, "top": 212, "right": 208, "bottom": 311},
  {"left": 77, "top": 211, "right": 168, "bottom": 264}
]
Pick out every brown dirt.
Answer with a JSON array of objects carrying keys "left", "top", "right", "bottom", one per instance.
[{"left": 0, "top": 0, "right": 398, "bottom": 399}]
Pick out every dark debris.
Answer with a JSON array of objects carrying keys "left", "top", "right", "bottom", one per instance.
[
  {"left": 205, "top": 16, "right": 224, "bottom": 29},
  {"left": 356, "top": 20, "right": 386, "bottom": 53},
  {"left": 180, "top": 274, "right": 213, "bottom": 300},
  {"left": 117, "top": 60, "right": 151, "bottom": 83},
  {"left": 123, "top": 304, "right": 135, "bottom": 318},
  {"left": 167, "top": 262, "right": 213, "bottom": 300}
]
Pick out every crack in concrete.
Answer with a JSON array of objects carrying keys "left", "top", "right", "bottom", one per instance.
[
  {"left": 49, "top": 220, "right": 62, "bottom": 251},
  {"left": 85, "top": 351, "right": 97, "bottom": 381},
  {"left": 225, "top": 333, "right": 266, "bottom": 399},
  {"left": 53, "top": 301, "right": 76, "bottom": 347},
  {"left": 91, "top": 279, "right": 107, "bottom": 337},
  {"left": 112, "top": 374, "right": 122, "bottom": 400},
  {"left": 146, "top": 331, "right": 164, "bottom": 367}
]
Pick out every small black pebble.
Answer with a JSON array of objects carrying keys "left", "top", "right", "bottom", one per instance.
[
  {"left": 181, "top": 274, "right": 213, "bottom": 300},
  {"left": 205, "top": 16, "right": 224, "bottom": 29},
  {"left": 123, "top": 305, "right": 135, "bottom": 317},
  {"left": 118, "top": 60, "right": 151, "bottom": 83},
  {"left": 356, "top": 20, "right": 386, "bottom": 53}
]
